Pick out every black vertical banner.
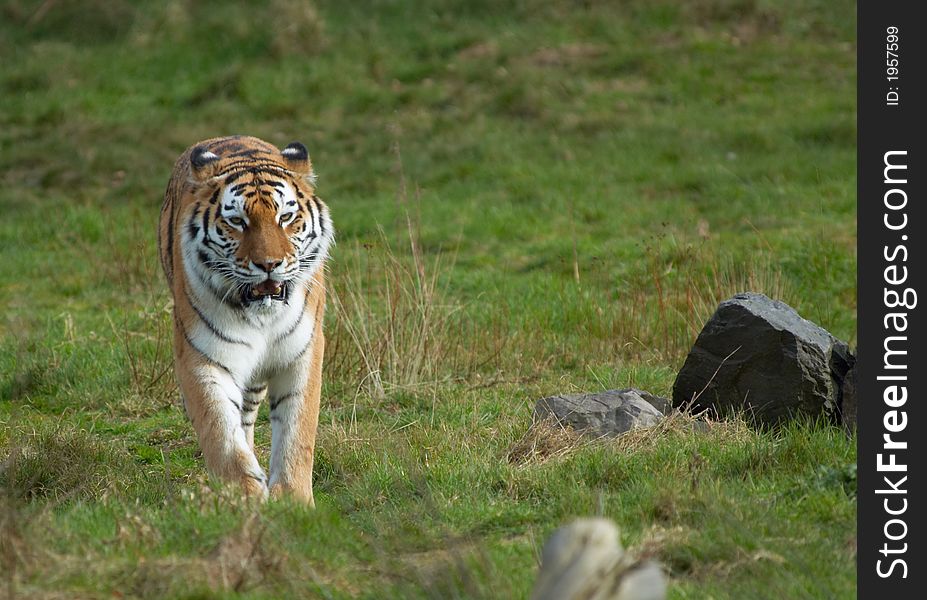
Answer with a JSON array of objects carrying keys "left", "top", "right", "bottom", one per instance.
[{"left": 858, "top": 1, "right": 926, "bottom": 596}]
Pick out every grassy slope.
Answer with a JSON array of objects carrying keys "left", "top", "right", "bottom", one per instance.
[{"left": 1, "top": 1, "right": 856, "bottom": 598}]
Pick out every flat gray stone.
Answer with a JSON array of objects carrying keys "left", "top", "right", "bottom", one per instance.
[
  {"left": 634, "top": 389, "right": 673, "bottom": 415},
  {"left": 672, "top": 292, "right": 855, "bottom": 427},
  {"left": 534, "top": 388, "right": 665, "bottom": 437}
]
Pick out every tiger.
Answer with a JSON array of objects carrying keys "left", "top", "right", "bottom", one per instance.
[{"left": 158, "top": 135, "right": 334, "bottom": 504}]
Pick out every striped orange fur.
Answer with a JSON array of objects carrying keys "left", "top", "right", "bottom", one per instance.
[{"left": 158, "top": 135, "right": 334, "bottom": 503}]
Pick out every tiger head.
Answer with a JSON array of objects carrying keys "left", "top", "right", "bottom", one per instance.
[{"left": 181, "top": 136, "right": 333, "bottom": 310}]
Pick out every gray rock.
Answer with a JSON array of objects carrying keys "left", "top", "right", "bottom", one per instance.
[
  {"left": 672, "top": 292, "right": 855, "bottom": 427},
  {"left": 531, "top": 518, "right": 667, "bottom": 600},
  {"left": 534, "top": 388, "right": 665, "bottom": 437},
  {"left": 634, "top": 389, "right": 673, "bottom": 416}
]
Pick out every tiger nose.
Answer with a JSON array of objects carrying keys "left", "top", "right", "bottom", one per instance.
[{"left": 256, "top": 259, "right": 283, "bottom": 273}]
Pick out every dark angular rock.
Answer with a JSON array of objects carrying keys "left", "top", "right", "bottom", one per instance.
[
  {"left": 672, "top": 292, "right": 855, "bottom": 427},
  {"left": 534, "top": 388, "right": 665, "bottom": 437}
]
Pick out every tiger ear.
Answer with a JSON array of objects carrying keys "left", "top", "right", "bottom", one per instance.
[
  {"left": 190, "top": 145, "right": 221, "bottom": 182},
  {"left": 281, "top": 141, "right": 313, "bottom": 178}
]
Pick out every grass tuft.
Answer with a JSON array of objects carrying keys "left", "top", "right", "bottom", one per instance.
[
  {"left": 506, "top": 417, "right": 587, "bottom": 467},
  {"left": 329, "top": 222, "right": 487, "bottom": 400},
  {"left": 1, "top": 425, "right": 137, "bottom": 502}
]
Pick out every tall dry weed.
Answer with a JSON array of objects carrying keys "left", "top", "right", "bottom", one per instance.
[
  {"left": 605, "top": 241, "right": 791, "bottom": 365},
  {"left": 327, "top": 223, "right": 475, "bottom": 400},
  {"left": 326, "top": 141, "right": 500, "bottom": 400}
]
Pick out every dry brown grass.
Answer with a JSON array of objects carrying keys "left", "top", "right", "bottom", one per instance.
[
  {"left": 636, "top": 523, "right": 695, "bottom": 562},
  {"left": 328, "top": 227, "right": 448, "bottom": 399},
  {"left": 327, "top": 221, "right": 496, "bottom": 401},
  {"left": 506, "top": 416, "right": 588, "bottom": 467},
  {"left": 608, "top": 410, "right": 757, "bottom": 459},
  {"left": 113, "top": 299, "right": 176, "bottom": 414},
  {"left": 506, "top": 408, "right": 757, "bottom": 470},
  {"left": 1, "top": 427, "right": 132, "bottom": 502},
  {"left": 203, "top": 513, "right": 284, "bottom": 592},
  {"left": 92, "top": 218, "right": 177, "bottom": 414},
  {"left": 599, "top": 247, "right": 793, "bottom": 364},
  {"left": 115, "top": 512, "right": 286, "bottom": 597}
]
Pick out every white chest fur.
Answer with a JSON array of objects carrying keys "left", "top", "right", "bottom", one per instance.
[{"left": 182, "top": 262, "right": 317, "bottom": 388}]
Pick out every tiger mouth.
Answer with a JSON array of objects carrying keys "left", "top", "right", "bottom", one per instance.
[{"left": 243, "top": 280, "right": 288, "bottom": 304}]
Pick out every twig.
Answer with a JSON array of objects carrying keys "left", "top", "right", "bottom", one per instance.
[{"left": 682, "top": 345, "right": 741, "bottom": 413}]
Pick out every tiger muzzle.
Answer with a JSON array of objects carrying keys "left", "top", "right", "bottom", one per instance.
[{"left": 243, "top": 279, "right": 288, "bottom": 304}]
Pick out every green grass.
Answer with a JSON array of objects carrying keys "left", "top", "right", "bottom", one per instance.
[{"left": 1, "top": 0, "right": 856, "bottom": 597}]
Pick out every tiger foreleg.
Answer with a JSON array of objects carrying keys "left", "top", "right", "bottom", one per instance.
[
  {"left": 178, "top": 363, "right": 269, "bottom": 498},
  {"left": 267, "top": 329, "right": 323, "bottom": 505},
  {"left": 240, "top": 384, "right": 267, "bottom": 452}
]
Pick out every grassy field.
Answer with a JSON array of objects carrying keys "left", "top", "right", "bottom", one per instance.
[{"left": 1, "top": 0, "right": 857, "bottom": 598}]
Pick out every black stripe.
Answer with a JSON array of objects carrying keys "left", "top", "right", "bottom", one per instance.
[
  {"left": 190, "top": 250, "right": 247, "bottom": 311},
  {"left": 201, "top": 201, "right": 211, "bottom": 236},
  {"left": 220, "top": 163, "right": 279, "bottom": 178},
  {"left": 164, "top": 198, "right": 175, "bottom": 280},
  {"left": 184, "top": 289, "right": 252, "bottom": 347},
  {"left": 196, "top": 267, "right": 224, "bottom": 300},
  {"left": 298, "top": 252, "right": 319, "bottom": 268},
  {"left": 245, "top": 472, "right": 266, "bottom": 484},
  {"left": 246, "top": 384, "right": 267, "bottom": 394},
  {"left": 290, "top": 335, "right": 314, "bottom": 364},
  {"left": 241, "top": 416, "right": 257, "bottom": 426},
  {"left": 196, "top": 249, "right": 212, "bottom": 267},
  {"left": 305, "top": 196, "right": 319, "bottom": 237},
  {"left": 219, "top": 160, "right": 284, "bottom": 173},
  {"left": 211, "top": 136, "right": 244, "bottom": 153},
  {"left": 270, "top": 392, "right": 299, "bottom": 411},
  {"left": 274, "top": 290, "right": 308, "bottom": 343},
  {"left": 208, "top": 279, "right": 245, "bottom": 310},
  {"left": 201, "top": 235, "right": 227, "bottom": 256},
  {"left": 200, "top": 206, "right": 231, "bottom": 255},
  {"left": 221, "top": 164, "right": 290, "bottom": 184},
  {"left": 229, "top": 397, "right": 242, "bottom": 412},
  {"left": 175, "top": 313, "right": 235, "bottom": 377},
  {"left": 257, "top": 195, "right": 276, "bottom": 212},
  {"left": 223, "top": 170, "right": 250, "bottom": 186},
  {"left": 208, "top": 188, "right": 220, "bottom": 205},
  {"left": 311, "top": 196, "right": 326, "bottom": 237},
  {"left": 242, "top": 397, "right": 262, "bottom": 408},
  {"left": 189, "top": 210, "right": 209, "bottom": 245},
  {"left": 226, "top": 148, "right": 261, "bottom": 158}
]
